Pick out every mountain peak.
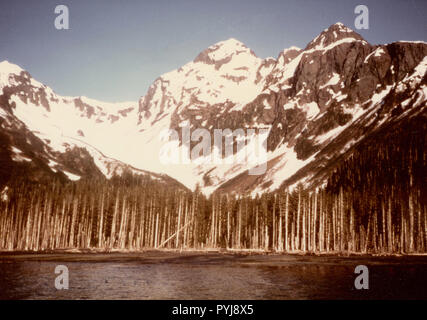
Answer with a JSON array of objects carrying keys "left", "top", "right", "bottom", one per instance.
[
  {"left": 327, "top": 22, "right": 354, "bottom": 33},
  {"left": 280, "top": 46, "right": 301, "bottom": 57},
  {"left": 0, "top": 60, "right": 24, "bottom": 76},
  {"left": 305, "top": 22, "right": 365, "bottom": 51},
  {"left": 194, "top": 38, "right": 256, "bottom": 65},
  {"left": 217, "top": 37, "right": 246, "bottom": 47},
  {"left": 326, "top": 21, "right": 359, "bottom": 34},
  {"left": 277, "top": 46, "right": 301, "bottom": 65}
]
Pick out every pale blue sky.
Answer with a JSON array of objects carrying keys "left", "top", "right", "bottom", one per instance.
[{"left": 0, "top": 0, "right": 426, "bottom": 102}]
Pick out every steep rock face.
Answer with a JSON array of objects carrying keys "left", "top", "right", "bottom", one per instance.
[
  {"left": 207, "top": 25, "right": 426, "bottom": 194},
  {"left": 218, "top": 51, "right": 427, "bottom": 194}
]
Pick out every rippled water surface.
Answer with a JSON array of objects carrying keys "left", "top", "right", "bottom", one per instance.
[{"left": 0, "top": 251, "right": 426, "bottom": 299}]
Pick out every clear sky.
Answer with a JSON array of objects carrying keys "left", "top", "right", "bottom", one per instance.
[{"left": 0, "top": 0, "right": 426, "bottom": 102}]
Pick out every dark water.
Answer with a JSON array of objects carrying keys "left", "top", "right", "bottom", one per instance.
[{"left": 0, "top": 251, "right": 426, "bottom": 299}]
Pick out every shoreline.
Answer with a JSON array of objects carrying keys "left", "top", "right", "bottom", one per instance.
[{"left": 0, "top": 247, "right": 426, "bottom": 259}]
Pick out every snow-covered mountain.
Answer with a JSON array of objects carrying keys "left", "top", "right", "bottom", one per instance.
[
  {"left": 1, "top": 22, "right": 426, "bottom": 195},
  {"left": 0, "top": 61, "right": 184, "bottom": 187}
]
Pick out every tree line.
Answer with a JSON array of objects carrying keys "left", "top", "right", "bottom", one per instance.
[{"left": 0, "top": 173, "right": 424, "bottom": 254}]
